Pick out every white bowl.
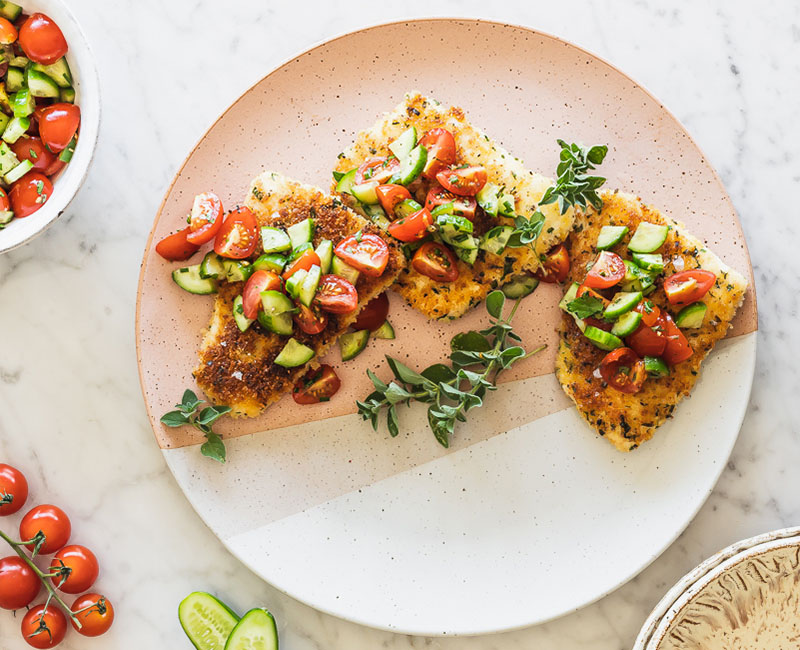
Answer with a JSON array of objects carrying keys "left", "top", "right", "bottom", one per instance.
[{"left": 0, "top": 0, "right": 100, "bottom": 254}]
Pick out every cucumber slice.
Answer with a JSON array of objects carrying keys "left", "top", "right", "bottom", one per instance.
[
  {"left": 11, "top": 88, "right": 34, "bottom": 118},
  {"left": 456, "top": 246, "right": 478, "bottom": 265},
  {"left": 501, "top": 275, "right": 539, "bottom": 299},
  {"left": 298, "top": 265, "right": 321, "bottom": 307},
  {"left": 0, "top": 113, "right": 9, "bottom": 135},
  {"left": 339, "top": 329, "right": 370, "bottom": 361},
  {"left": 2, "top": 116, "right": 29, "bottom": 144},
  {"left": 476, "top": 182, "right": 500, "bottom": 216},
  {"left": 351, "top": 180, "right": 379, "bottom": 204},
  {"left": 26, "top": 69, "right": 60, "bottom": 99},
  {"left": 173, "top": 265, "right": 217, "bottom": 295},
  {"left": 362, "top": 203, "right": 390, "bottom": 229},
  {"left": 58, "top": 136, "right": 76, "bottom": 163},
  {"left": 631, "top": 252, "right": 664, "bottom": 273},
  {"left": 5, "top": 67, "right": 24, "bottom": 93},
  {"left": 178, "top": 591, "right": 239, "bottom": 650},
  {"left": 675, "top": 302, "right": 707, "bottom": 328},
  {"left": 644, "top": 356, "right": 670, "bottom": 378},
  {"left": 274, "top": 338, "right": 314, "bottom": 368},
  {"left": 620, "top": 260, "right": 657, "bottom": 293},
  {"left": 252, "top": 253, "right": 286, "bottom": 274},
  {"left": 232, "top": 295, "right": 254, "bottom": 332},
  {"left": 335, "top": 168, "right": 357, "bottom": 195},
  {"left": 480, "top": 225, "right": 513, "bottom": 255},
  {"left": 389, "top": 126, "right": 417, "bottom": 160},
  {"left": 497, "top": 189, "right": 516, "bottom": 217},
  {"left": 604, "top": 291, "right": 642, "bottom": 320},
  {"left": 258, "top": 290, "right": 294, "bottom": 335},
  {"left": 224, "top": 608, "right": 278, "bottom": 650},
  {"left": 436, "top": 213, "right": 473, "bottom": 234},
  {"left": 628, "top": 222, "right": 669, "bottom": 253},
  {"left": 0, "top": 1, "right": 23, "bottom": 21},
  {"left": 429, "top": 202, "right": 454, "bottom": 218},
  {"left": 314, "top": 240, "right": 333, "bottom": 274},
  {"left": 30, "top": 58, "right": 73, "bottom": 89},
  {"left": 0, "top": 141, "right": 19, "bottom": 176},
  {"left": 331, "top": 255, "right": 360, "bottom": 285},
  {"left": 610, "top": 310, "right": 642, "bottom": 337},
  {"left": 0, "top": 210, "right": 14, "bottom": 226},
  {"left": 372, "top": 320, "right": 396, "bottom": 340},
  {"left": 390, "top": 144, "right": 427, "bottom": 185},
  {"left": 583, "top": 326, "right": 623, "bottom": 351},
  {"left": 8, "top": 56, "right": 28, "bottom": 67},
  {"left": 287, "top": 218, "right": 314, "bottom": 250},
  {"left": 223, "top": 260, "right": 254, "bottom": 283},
  {"left": 3, "top": 158, "right": 31, "bottom": 184},
  {"left": 284, "top": 269, "right": 307, "bottom": 299},
  {"left": 394, "top": 198, "right": 422, "bottom": 220},
  {"left": 558, "top": 282, "right": 580, "bottom": 312},
  {"left": 596, "top": 225, "right": 628, "bottom": 250},
  {"left": 260, "top": 226, "right": 291, "bottom": 253},
  {"left": 199, "top": 252, "right": 225, "bottom": 279},
  {"left": 60, "top": 87, "right": 76, "bottom": 104}
]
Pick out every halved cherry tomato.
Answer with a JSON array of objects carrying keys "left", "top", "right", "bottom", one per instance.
[
  {"left": 9, "top": 137, "right": 57, "bottom": 174},
  {"left": 418, "top": 128, "right": 456, "bottom": 179},
  {"left": 626, "top": 316, "right": 667, "bottom": 358},
  {"left": 22, "top": 603, "right": 67, "bottom": 648},
  {"left": 662, "top": 313, "right": 693, "bottom": 365},
  {"left": 599, "top": 348, "right": 646, "bottom": 394},
  {"left": 242, "top": 270, "right": 282, "bottom": 319},
  {"left": 282, "top": 248, "right": 321, "bottom": 280},
  {"left": 0, "top": 556, "right": 39, "bottom": 610},
  {"left": 293, "top": 364, "right": 341, "bottom": 405},
  {"left": 334, "top": 233, "right": 389, "bottom": 277},
  {"left": 375, "top": 184, "right": 411, "bottom": 217},
  {"left": 19, "top": 13, "right": 68, "bottom": 65},
  {"left": 42, "top": 158, "right": 65, "bottom": 177},
  {"left": 355, "top": 156, "right": 399, "bottom": 185},
  {"left": 315, "top": 275, "right": 358, "bottom": 314},
  {"left": 412, "top": 241, "right": 459, "bottom": 282},
  {"left": 0, "top": 464, "right": 27, "bottom": 515},
  {"left": 50, "top": 545, "right": 98, "bottom": 594},
  {"left": 576, "top": 283, "right": 610, "bottom": 308},
  {"left": 0, "top": 17, "right": 17, "bottom": 44},
  {"left": 435, "top": 166, "right": 487, "bottom": 196},
  {"left": 634, "top": 299, "right": 661, "bottom": 327},
  {"left": 214, "top": 207, "right": 258, "bottom": 259},
  {"left": 155, "top": 227, "right": 199, "bottom": 261},
  {"left": 584, "top": 251, "right": 626, "bottom": 289},
  {"left": 536, "top": 243, "right": 570, "bottom": 283},
  {"left": 36, "top": 103, "right": 79, "bottom": 152},
  {"left": 387, "top": 207, "right": 433, "bottom": 242},
  {"left": 186, "top": 192, "right": 224, "bottom": 245},
  {"left": 353, "top": 292, "right": 389, "bottom": 331},
  {"left": 663, "top": 269, "right": 716, "bottom": 306},
  {"left": 0, "top": 188, "right": 9, "bottom": 212},
  {"left": 70, "top": 594, "right": 114, "bottom": 637},
  {"left": 293, "top": 303, "right": 328, "bottom": 335},
  {"left": 9, "top": 171, "right": 53, "bottom": 218},
  {"left": 19, "top": 504, "right": 70, "bottom": 555},
  {"left": 424, "top": 184, "right": 477, "bottom": 219}
]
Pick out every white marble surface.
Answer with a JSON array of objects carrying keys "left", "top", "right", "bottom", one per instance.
[{"left": 0, "top": 1, "right": 796, "bottom": 648}]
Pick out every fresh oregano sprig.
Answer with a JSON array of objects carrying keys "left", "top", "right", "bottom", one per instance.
[
  {"left": 357, "top": 291, "right": 545, "bottom": 448},
  {"left": 161, "top": 389, "right": 231, "bottom": 463},
  {"left": 539, "top": 139, "right": 608, "bottom": 214}
]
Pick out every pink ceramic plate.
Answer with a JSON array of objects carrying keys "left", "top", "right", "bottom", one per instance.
[{"left": 137, "top": 19, "right": 756, "bottom": 635}]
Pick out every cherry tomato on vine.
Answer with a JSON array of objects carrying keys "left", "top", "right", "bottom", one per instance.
[
  {"left": 314, "top": 275, "right": 358, "bottom": 314},
  {"left": 50, "top": 545, "right": 98, "bottom": 594},
  {"left": 353, "top": 292, "right": 389, "bottom": 331},
  {"left": 435, "top": 166, "right": 487, "bottom": 196},
  {"left": 0, "top": 556, "right": 39, "bottom": 610},
  {"left": 0, "top": 463, "right": 28, "bottom": 515},
  {"left": 186, "top": 192, "right": 224, "bottom": 245},
  {"left": 599, "top": 348, "right": 646, "bottom": 394},
  {"left": 293, "top": 364, "right": 342, "bottom": 405},
  {"left": 9, "top": 172, "right": 53, "bottom": 218},
  {"left": 71, "top": 593, "right": 114, "bottom": 637},
  {"left": 214, "top": 207, "right": 258, "bottom": 259},
  {"left": 36, "top": 103, "right": 80, "bottom": 153},
  {"left": 21, "top": 604, "right": 67, "bottom": 648},
  {"left": 20, "top": 504, "right": 71, "bottom": 555},
  {"left": 155, "top": 227, "right": 199, "bottom": 261},
  {"left": 535, "top": 244, "right": 570, "bottom": 283},
  {"left": 334, "top": 233, "right": 390, "bottom": 277}
]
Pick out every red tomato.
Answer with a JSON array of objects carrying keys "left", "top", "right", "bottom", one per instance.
[
  {"left": 293, "top": 364, "right": 342, "bottom": 405},
  {"left": 583, "top": 251, "right": 626, "bottom": 289},
  {"left": 424, "top": 184, "right": 477, "bottom": 219},
  {"left": 42, "top": 158, "right": 65, "bottom": 177},
  {"left": 36, "top": 103, "right": 79, "bottom": 152},
  {"left": 334, "top": 233, "right": 390, "bottom": 277},
  {"left": 387, "top": 207, "right": 433, "bottom": 242},
  {"left": 0, "top": 464, "right": 28, "bottom": 515},
  {"left": 411, "top": 242, "right": 459, "bottom": 282},
  {"left": 0, "top": 556, "right": 39, "bottom": 610},
  {"left": 536, "top": 243, "right": 570, "bottom": 283},
  {"left": 626, "top": 317, "right": 668, "bottom": 358},
  {"left": 663, "top": 269, "right": 716, "bottom": 306},
  {"left": 355, "top": 156, "right": 399, "bottom": 185},
  {"left": 0, "top": 187, "right": 9, "bottom": 211},
  {"left": 214, "top": 207, "right": 258, "bottom": 259},
  {"left": 0, "top": 17, "right": 17, "bottom": 44},
  {"left": 353, "top": 292, "right": 389, "bottom": 331},
  {"left": 21, "top": 604, "right": 67, "bottom": 648},
  {"left": 71, "top": 594, "right": 114, "bottom": 637},
  {"left": 155, "top": 227, "right": 199, "bottom": 261},
  {"left": 634, "top": 299, "right": 661, "bottom": 327},
  {"left": 375, "top": 184, "right": 411, "bottom": 217},
  {"left": 435, "top": 166, "right": 487, "bottom": 196},
  {"left": 19, "top": 505, "right": 70, "bottom": 555},
  {"left": 50, "top": 545, "right": 98, "bottom": 594},
  {"left": 9, "top": 137, "right": 58, "bottom": 173},
  {"left": 9, "top": 172, "right": 52, "bottom": 218},
  {"left": 599, "top": 348, "right": 646, "bottom": 394},
  {"left": 584, "top": 316, "right": 613, "bottom": 332},
  {"left": 19, "top": 13, "right": 68, "bottom": 65},
  {"left": 186, "top": 192, "right": 224, "bottom": 245},
  {"left": 662, "top": 313, "right": 693, "bottom": 365},
  {"left": 281, "top": 248, "right": 321, "bottom": 280},
  {"left": 576, "top": 283, "right": 610, "bottom": 308},
  {"left": 418, "top": 128, "right": 456, "bottom": 179},
  {"left": 293, "top": 303, "right": 328, "bottom": 335},
  {"left": 241, "top": 271, "right": 282, "bottom": 319},
  {"left": 314, "top": 275, "right": 358, "bottom": 314}
]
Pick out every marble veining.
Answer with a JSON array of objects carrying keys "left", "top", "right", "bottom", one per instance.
[{"left": 0, "top": 0, "right": 798, "bottom": 648}]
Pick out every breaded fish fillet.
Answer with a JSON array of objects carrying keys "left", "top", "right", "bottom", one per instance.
[
  {"left": 555, "top": 191, "right": 748, "bottom": 451},
  {"left": 193, "top": 172, "right": 405, "bottom": 418},
  {"left": 333, "top": 91, "right": 575, "bottom": 320}
]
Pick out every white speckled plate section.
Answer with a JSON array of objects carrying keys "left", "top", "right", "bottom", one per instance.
[{"left": 163, "top": 333, "right": 756, "bottom": 635}]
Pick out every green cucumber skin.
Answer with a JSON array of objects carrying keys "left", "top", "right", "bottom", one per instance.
[
  {"left": 644, "top": 356, "right": 670, "bottom": 378},
  {"left": 372, "top": 320, "right": 396, "bottom": 340},
  {"left": 274, "top": 338, "right": 315, "bottom": 368},
  {"left": 583, "top": 326, "right": 623, "bottom": 351},
  {"left": 610, "top": 310, "right": 642, "bottom": 337},
  {"left": 596, "top": 225, "right": 628, "bottom": 251},
  {"left": 603, "top": 291, "right": 642, "bottom": 320},
  {"left": 339, "top": 329, "right": 370, "bottom": 361},
  {"left": 675, "top": 302, "right": 707, "bottom": 328},
  {"left": 178, "top": 592, "right": 240, "bottom": 650},
  {"left": 224, "top": 608, "right": 278, "bottom": 650},
  {"left": 627, "top": 222, "right": 669, "bottom": 254},
  {"left": 501, "top": 275, "right": 539, "bottom": 299}
]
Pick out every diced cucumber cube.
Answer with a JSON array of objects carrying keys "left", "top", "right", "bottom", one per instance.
[
  {"left": 287, "top": 218, "right": 314, "bottom": 249},
  {"left": 388, "top": 126, "right": 417, "bottom": 160}
]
